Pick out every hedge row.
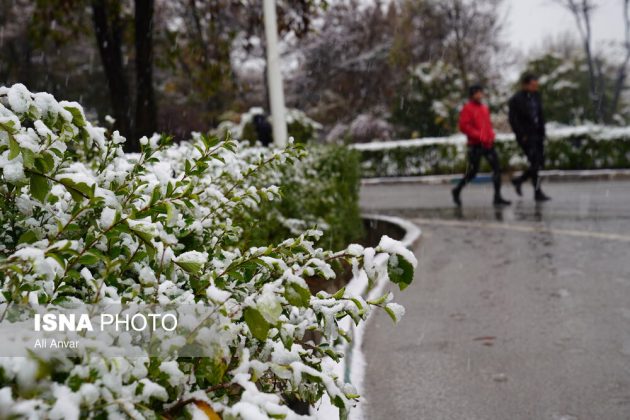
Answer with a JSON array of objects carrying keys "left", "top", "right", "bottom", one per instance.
[
  {"left": 0, "top": 84, "right": 409, "bottom": 419},
  {"left": 247, "top": 145, "right": 364, "bottom": 252},
  {"left": 353, "top": 125, "right": 630, "bottom": 178}
]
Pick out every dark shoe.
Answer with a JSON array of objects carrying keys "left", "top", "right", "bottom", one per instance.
[
  {"left": 535, "top": 190, "right": 551, "bottom": 202},
  {"left": 493, "top": 195, "right": 511, "bottom": 206},
  {"left": 511, "top": 178, "right": 522, "bottom": 196},
  {"left": 452, "top": 187, "right": 462, "bottom": 206}
]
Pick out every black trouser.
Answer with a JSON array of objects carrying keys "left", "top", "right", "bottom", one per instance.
[
  {"left": 514, "top": 138, "right": 544, "bottom": 192},
  {"left": 455, "top": 145, "right": 502, "bottom": 197}
]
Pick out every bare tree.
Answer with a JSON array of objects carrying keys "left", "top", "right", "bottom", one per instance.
[
  {"left": 555, "top": 0, "right": 630, "bottom": 122},
  {"left": 91, "top": 0, "right": 134, "bottom": 143},
  {"left": 555, "top": 0, "right": 602, "bottom": 120},
  {"left": 134, "top": 0, "right": 157, "bottom": 140},
  {"left": 610, "top": 0, "right": 630, "bottom": 121},
  {"left": 439, "top": 0, "right": 505, "bottom": 88},
  {"left": 91, "top": 0, "right": 160, "bottom": 150}
]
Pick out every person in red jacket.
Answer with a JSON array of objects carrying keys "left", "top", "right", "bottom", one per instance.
[{"left": 452, "top": 85, "right": 511, "bottom": 206}]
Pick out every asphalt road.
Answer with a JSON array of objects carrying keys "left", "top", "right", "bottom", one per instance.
[{"left": 360, "top": 180, "right": 630, "bottom": 420}]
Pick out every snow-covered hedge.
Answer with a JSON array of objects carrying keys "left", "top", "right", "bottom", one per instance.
[
  {"left": 252, "top": 145, "right": 363, "bottom": 252},
  {"left": 354, "top": 125, "right": 630, "bottom": 178},
  {"left": 0, "top": 84, "right": 415, "bottom": 419}
]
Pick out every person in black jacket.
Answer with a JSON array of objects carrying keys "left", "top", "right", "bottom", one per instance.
[
  {"left": 508, "top": 74, "right": 551, "bottom": 201},
  {"left": 253, "top": 114, "right": 273, "bottom": 147}
]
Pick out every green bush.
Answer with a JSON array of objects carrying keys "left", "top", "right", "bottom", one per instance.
[
  {"left": 0, "top": 84, "right": 414, "bottom": 419},
  {"left": 390, "top": 61, "right": 464, "bottom": 138},
  {"left": 355, "top": 127, "right": 630, "bottom": 178},
  {"left": 243, "top": 146, "right": 364, "bottom": 251}
]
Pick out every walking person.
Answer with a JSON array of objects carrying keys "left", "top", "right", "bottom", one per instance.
[
  {"left": 452, "top": 85, "right": 511, "bottom": 207},
  {"left": 253, "top": 113, "right": 273, "bottom": 147},
  {"left": 508, "top": 74, "right": 551, "bottom": 201}
]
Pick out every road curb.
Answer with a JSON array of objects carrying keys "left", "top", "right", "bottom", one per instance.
[
  {"left": 361, "top": 213, "right": 423, "bottom": 248},
  {"left": 312, "top": 214, "right": 422, "bottom": 420},
  {"left": 346, "top": 214, "right": 421, "bottom": 420}
]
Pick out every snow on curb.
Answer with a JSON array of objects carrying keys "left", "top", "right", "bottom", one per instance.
[
  {"left": 361, "top": 168, "right": 630, "bottom": 185},
  {"left": 313, "top": 214, "right": 421, "bottom": 420},
  {"left": 360, "top": 214, "right": 422, "bottom": 248}
]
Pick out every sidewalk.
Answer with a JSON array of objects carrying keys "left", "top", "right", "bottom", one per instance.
[{"left": 361, "top": 168, "right": 630, "bottom": 186}]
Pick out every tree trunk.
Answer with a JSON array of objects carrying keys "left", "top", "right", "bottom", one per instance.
[
  {"left": 91, "top": 0, "right": 133, "bottom": 147},
  {"left": 578, "top": 0, "right": 604, "bottom": 122},
  {"left": 608, "top": 0, "right": 630, "bottom": 122},
  {"left": 134, "top": 0, "right": 157, "bottom": 143}
]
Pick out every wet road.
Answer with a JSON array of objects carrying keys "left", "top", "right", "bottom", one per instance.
[{"left": 360, "top": 180, "right": 630, "bottom": 420}]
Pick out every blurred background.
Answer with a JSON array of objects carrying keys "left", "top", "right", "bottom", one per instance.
[{"left": 1, "top": 0, "right": 628, "bottom": 145}]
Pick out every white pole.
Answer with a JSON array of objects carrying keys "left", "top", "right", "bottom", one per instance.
[{"left": 263, "top": 0, "right": 288, "bottom": 147}]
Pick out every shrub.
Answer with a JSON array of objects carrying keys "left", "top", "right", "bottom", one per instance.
[
  {"left": 245, "top": 145, "right": 364, "bottom": 252},
  {"left": 354, "top": 126, "right": 630, "bottom": 178},
  {"left": 390, "top": 61, "right": 465, "bottom": 139},
  {"left": 521, "top": 52, "right": 630, "bottom": 124},
  {"left": 347, "top": 114, "right": 394, "bottom": 144},
  {"left": 0, "top": 84, "right": 415, "bottom": 419},
  {"left": 521, "top": 53, "right": 592, "bottom": 124}
]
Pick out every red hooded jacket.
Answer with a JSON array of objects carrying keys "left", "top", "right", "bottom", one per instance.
[{"left": 459, "top": 100, "right": 495, "bottom": 148}]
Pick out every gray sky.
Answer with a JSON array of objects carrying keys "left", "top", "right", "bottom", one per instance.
[{"left": 501, "top": 0, "right": 625, "bottom": 53}]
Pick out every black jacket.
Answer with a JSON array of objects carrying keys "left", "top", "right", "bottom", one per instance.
[
  {"left": 508, "top": 90, "right": 546, "bottom": 142},
  {"left": 253, "top": 114, "right": 273, "bottom": 147}
]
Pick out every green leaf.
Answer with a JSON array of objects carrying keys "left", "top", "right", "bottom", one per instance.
[
  {"left": 384, "top": 306, "right": 398, "bottom": 323},
  {"left": 34, "top": 153, "right": 55, "bottom": 173},
  {"left": 50, "top": 147, "right": 64, "bottom": 158},
  {"left": 58, "top": 177, "right": 93, "bottom": 201},
  {"left": 367, "top": 293, "right": 390, "bottom": 306},
  {"left": 8, "top": 135, "right": 20, "bottom": 160},
  {"left": 149, "top": 186, "right": 160, "bottom": 206},
  {"left": 258, "top": 296, "right": 282, "bottom": 324},
  {"left": 387, "top": 255, "right": 414, "bottom": 291},
  {"left": 21, "top": 148, "right": 35, "bottom": 169},
  {"left": 284, "top": 283, "right": 311, "bottom": 308},
  {"left": 64, "top": 223, "right": 81, "bottom": 233},
  {"left": 324, "top": 348, "right": 341, "bottom": 362},
  {"left": 131, "top": 229, "right": 155, "bottom": 249},
  {"left": 19, "top": 283, "right": 40, "bottom": 292},
  {"left": 77, "top": 249, "right": 105, "bottom": 266},
  {"left": 333, "top": 395, "right": 348, "bottom": 418},
  {"left": 350, "top": 298, "right": 364, "bottom": 312},
  {"left": 195, "top": 354, "right": 228, "bottom": 387},
  {"left": 29, "top": 173, "right": 49, "bottom": 202},
  {"left": 17, "top": 230, "right": 38, "bottom": 245},
  {"left": 332, "top": 287, "right": 345, "bottom": 299},
  {"left": 201, "top": 134, "right": 220, "bottom": 149},
  {"left": 175, "top": 260, "right": 203, "bottom": 274},
  {"left": 165, "top": 202, "right": 176, "bottom": 223},
  {"left": 243, "top": 307, "right": 270, "bottom": 341},
  {"left": 64, "top": 105, "right": 86, "bottom": 127},
  {"left": 47, "top": 252, "right": 66, "bottom": 270}
]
